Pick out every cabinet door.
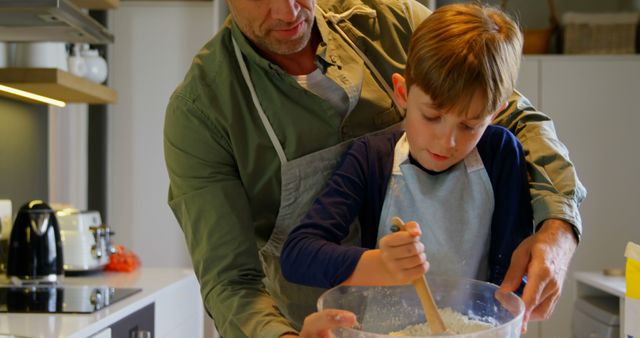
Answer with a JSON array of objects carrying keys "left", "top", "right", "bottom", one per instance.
[
  {"left": 110, "top": 302, "right": 155, "bottom": 338},
  {"left": 539, "top": 57, "right": 640, "bottom": 338},
  {"left": 90, "top": 328, "right": 112, "bottom": 338}
]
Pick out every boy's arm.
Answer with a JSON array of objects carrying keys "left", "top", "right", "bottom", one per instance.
[
  {"left": 479, "top": 126, "right": 533, "bottom": 286},
  {"left": 492, "top": 90, "right": 586, "bottom": 238},
  {"left": 280, "top": 139, "right": 372, "bottom": 288}
]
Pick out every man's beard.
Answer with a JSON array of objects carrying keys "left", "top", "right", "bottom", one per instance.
[{"left": 253, "top": 12, "right": 314, "bottom": 55}]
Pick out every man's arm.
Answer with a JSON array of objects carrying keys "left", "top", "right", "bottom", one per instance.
[
  {"left": 493, "top": 90, "right": 586, "bottom": 236},
  {"left": 164, "top": 95, "right": 295, "bottom": 338},
  {"left": 493, "top": 91, "right": 585, "bottom": 331}
]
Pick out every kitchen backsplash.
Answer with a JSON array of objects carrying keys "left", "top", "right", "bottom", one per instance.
[{"left": 0, "top": 96, "right": 49, "bottom": 218}]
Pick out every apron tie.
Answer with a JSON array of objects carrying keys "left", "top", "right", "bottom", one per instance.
[{"left": 317, "top": 5, "right": 403, "bottom": 113}]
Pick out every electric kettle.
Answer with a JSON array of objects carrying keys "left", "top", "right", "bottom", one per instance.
[{"left": 6, "top": 200, "right": 64, "bottom": 285}]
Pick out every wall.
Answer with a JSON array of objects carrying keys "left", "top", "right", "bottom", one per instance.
[
  {"left": 49, "top": 104, "right": 89, "bottom": 211},
  {"left": 0, "top": 97, "right": 48, "bottom": 214},
  {"left": 107, "top": 2, "right": 217, "bottom": 268},
  {"left": 438, "top": 0, "right": 631, "bottom": 30}
]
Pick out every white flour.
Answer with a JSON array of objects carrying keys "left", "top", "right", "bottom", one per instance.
[{"left": 389, "top": 307, "right": 494, "bottom": 336}]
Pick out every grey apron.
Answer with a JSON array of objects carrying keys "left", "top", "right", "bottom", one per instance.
[
  {"left": 231, "top": 6, "right": 400, "bottom": 329},
  {"left": 378, "top": 134, "right": 494, "bottom": 280}
]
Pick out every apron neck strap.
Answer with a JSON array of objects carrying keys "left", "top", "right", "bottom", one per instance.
[
  {"left": 232, "top": 7, "right": 403, "bottom": 166},
  {"left": 232, "top": 37, "right": 288, "bottom": 165}
]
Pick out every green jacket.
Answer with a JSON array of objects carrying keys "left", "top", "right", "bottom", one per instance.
[{"left": 163, "top": 1, "right": 586, "bottom": 337}]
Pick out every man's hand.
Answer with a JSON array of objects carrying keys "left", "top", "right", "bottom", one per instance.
[
  {"left": 281, "top": 309, "right": 357, "bottom": 338},
  {"left": 500, "top": 219, "right": 578, "bottom": 332}
]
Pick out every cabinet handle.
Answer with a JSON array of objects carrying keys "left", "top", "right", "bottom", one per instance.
[{"left": 130, "top": 330, "right": 151, "bottom": 338}]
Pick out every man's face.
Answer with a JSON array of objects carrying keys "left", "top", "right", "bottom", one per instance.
[{"left": 227, "top": 0, "right": 315, "bottom": 55}]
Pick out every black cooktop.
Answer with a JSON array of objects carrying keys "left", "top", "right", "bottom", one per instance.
[{"left": 0, "top": 285, "right": 141, "bottom": 313}]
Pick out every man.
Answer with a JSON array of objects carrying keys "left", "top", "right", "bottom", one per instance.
[{"left": 163, "top": 0, "right": 586, "bottom": 337}]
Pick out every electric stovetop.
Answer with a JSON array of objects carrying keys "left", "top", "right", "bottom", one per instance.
[{"left": 0, "top": 285, "right": 141, "bottom": 313}]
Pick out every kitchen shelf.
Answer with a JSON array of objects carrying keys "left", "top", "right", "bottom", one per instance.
[
  {"left": 0, "top": 68, "right": 117, "bottom": 104},
  {"left": 69, "top": 0, "right": 120, "bottom": 9}
]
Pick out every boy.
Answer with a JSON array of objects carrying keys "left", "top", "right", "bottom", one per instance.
[{"left": 280, "top": 3, "right": 532, "bottom": 288}]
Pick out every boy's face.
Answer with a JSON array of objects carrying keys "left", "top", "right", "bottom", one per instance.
[{"left": 392, "top": 74, "right": 495, "bottom": 172}]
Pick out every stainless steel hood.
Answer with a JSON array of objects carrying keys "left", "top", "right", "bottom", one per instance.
[{"left": 0, "top": 0, "right": 114, "bottom": 44}]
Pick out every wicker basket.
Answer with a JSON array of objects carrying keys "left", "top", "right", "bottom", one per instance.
[
  {"left": 562, "top": 12, "right": 639, "bottom": 54},
  {"left": 502, "top": 0, "right": 558, "bottom": 54}
]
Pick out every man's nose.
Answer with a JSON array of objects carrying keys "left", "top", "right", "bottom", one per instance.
[{"left": 271, "top": 0, "right": 300, "bottom": 22}]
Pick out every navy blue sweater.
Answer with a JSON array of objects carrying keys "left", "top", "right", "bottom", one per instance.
[{"left": 281, "top": 125, "right": 533, "bottom": 288}]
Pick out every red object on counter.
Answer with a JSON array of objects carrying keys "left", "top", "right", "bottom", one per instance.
[{"left": 106, "top": 245, "right": 140, "bottom": 272}]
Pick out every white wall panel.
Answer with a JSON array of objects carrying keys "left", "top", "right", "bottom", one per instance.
[
  {"left": 49, "top": 103, "right": 88, "bottom": 210},
  {"left": 107, "top": 2, "right": 216, "bottom": 268},
  {"left": 525, "top": 55, "right": 640, "bottom": 338}
]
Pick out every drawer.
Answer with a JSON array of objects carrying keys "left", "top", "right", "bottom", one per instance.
[{"left": 110, "top": 302, "right": 155, "bottom": 338}]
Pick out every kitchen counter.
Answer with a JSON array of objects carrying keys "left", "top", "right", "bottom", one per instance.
[
  {"left": 574, "top": 271, "right": 627, "bottom": 338},
  {"left": 0, "top": 268, "right": 204, "bottom": 338}
]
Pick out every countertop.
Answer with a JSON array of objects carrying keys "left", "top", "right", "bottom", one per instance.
[
  {"left": 574, "top": 271, "right": 626, "bottom": 298},
  {"left": 0, "top": 268, "right": 200, "bottom": 338}
]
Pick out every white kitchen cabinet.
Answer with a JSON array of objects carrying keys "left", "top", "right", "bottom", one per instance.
[
  {"left": 515, "top": 55, "right": 640, "bottom": 338},
  {"left": 574, "top": 271, "right": 626, "bottom": 338},
  {"left": 91, "top": 328, "right": 112, "bottom": 338}
]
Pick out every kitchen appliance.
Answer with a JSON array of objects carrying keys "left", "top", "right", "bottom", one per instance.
[
  {"left": 0, "top": 200, "right": 12, "bottom": 274},
  {"left": 0, "top": 285, "right": 141, "bottom": 313},
  {"left": 0, "top": 0, "right": 114, "bottom": 43},
  {"left": 6, "top": 200, "right": 64, "bottom": 285},
  {"left": 55, "top": 209, "right": 115, "bottom": 273}
]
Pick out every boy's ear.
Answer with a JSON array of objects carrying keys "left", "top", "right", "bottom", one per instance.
[{"left": 392, "top": 73, "right": 408, "bottom": 109}]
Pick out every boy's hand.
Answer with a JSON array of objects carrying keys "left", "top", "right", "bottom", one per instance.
[{"left": 379, "top": 221, "right": 429, "bottom": 284}]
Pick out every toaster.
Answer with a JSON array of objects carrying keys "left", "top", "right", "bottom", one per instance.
[{"left": 55, "top": 209, "right": 115, "bottom": 273}]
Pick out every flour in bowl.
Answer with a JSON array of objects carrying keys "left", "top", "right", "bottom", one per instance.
[{"left": 389, "top": 307, "right": 494, "bottom": 336}]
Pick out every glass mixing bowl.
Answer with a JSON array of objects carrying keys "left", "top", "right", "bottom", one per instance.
[{"left": 317, "top": 276, "right": 524, "bottom": 338}]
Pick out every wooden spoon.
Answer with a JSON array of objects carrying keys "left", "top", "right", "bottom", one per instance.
[{"left": 391, "top": 217, "right": 448, "bottom": 335}]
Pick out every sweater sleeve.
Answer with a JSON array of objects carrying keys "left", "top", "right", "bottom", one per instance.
[
  {"left": 165, "top": 94, "right": 296, "bottom": 338},
  {"left": 493, "top": 91, "right": 586, "bottom": 240},
  {"left": 477, "top": 126, "right": 533, "bottom": 286},
  {"left": 280, "top": 131, "right": 399, "bottom": 288}
]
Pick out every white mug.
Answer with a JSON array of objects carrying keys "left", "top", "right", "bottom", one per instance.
[
  {"left": 0, "top": 42, "right": 7, "bottom": 68},
  {"left": 67, "top": 44, "right": 87, "bottom": 77},
  {"left": 13, "top": 42, "right": 68, "bottom": 71}
]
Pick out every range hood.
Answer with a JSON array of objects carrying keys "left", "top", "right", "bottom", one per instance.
[{"left": 0, "top": 0, "right": 114, "bottom": 44}]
